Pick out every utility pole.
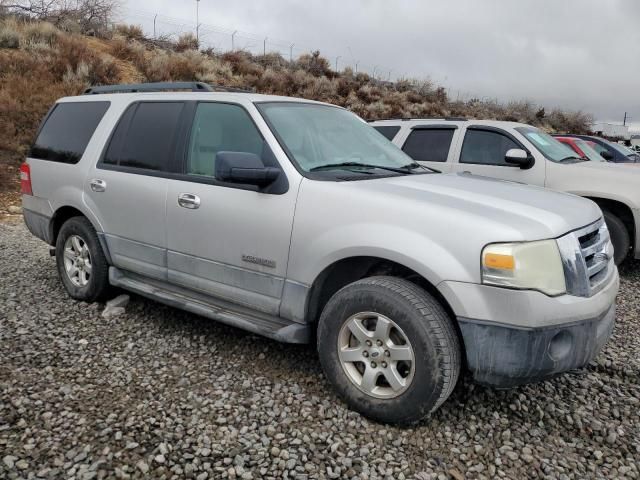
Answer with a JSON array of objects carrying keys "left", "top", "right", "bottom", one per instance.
[
  {"left": 231, "top": 30, "right": 237, "bottom": 50},
  {"left": 335, "top": 56, "right": 341, "bottom": 72},
  {"left": 623, "top": 112, "right": 627, "bottom": 126},
  {"left": 263, "top": 37, "right": 267, "bottom": 56},
  {"left": 195, "top": 0, "right": 200, "bottom": 43},
  {"left": 289, "top": 43, "right": 295, "bottom": 63}
]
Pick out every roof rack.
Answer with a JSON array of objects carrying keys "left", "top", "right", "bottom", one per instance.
[
  {"left": 368, "top": 116, "right": 468, "bottom": 122},
  {"left": 83, "top": 82, "right": 252, "bottom": 95}
]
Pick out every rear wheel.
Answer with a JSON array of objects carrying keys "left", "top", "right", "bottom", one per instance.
[
  {"left": 317, "top": 276, "right": 461, "bottom": 425},
  {"left": 55, "top": 216, "right": 111, "bottom": 302},
  {"left": 603, "top": 210, "right": 630, "bottom": 265}
]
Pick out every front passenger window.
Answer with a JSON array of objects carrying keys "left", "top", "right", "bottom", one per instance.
[
  {"left": 187, "top": 103, "right": 265, "bottom": 177},
  {"left": 460, "top": 129, "right": 519, "bottom": 166}
]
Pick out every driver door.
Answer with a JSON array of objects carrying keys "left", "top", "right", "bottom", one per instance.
[{"left": 165, "top": 101, "right": 300, "bottom": 316}]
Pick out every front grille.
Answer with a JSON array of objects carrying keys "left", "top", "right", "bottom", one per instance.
[
  {"left": 557, "top": 219, "right": 613, "bottom": 297},
  {"left": 578, "top": 221, "right": 610, "bottom": 292}
]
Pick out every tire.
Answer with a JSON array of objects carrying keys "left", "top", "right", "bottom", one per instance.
[
  {"left": 55, "top": 216, "right": 111, "bottom": 302},
  {"left": 603, "top": 210, "right": 630, "bottom": 266},
  {"left": 317, "top": 276, "right": 461, "bottom": 425}
]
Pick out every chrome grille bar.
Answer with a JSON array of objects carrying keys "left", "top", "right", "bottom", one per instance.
[{"left": 558, "top": 218, "right": 612, "bottom": 298}]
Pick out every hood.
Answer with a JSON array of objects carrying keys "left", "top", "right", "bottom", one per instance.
[
  {"left": 547, "top": 161, "right": 640, "bottom": 209},
  {"left": 350, "top": 172, "right": 601, "bottom": 241}
]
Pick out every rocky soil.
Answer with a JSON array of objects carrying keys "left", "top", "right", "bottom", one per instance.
[{"left": 1, "top": 220, "right": 638, "bottom": 479}]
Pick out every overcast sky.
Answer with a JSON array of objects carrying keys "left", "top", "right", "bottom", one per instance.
[{"left": 122, "top": 0, "right": 640, "bottom": 132}]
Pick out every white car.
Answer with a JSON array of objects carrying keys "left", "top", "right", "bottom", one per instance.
[{"left": 372, "top": 118, "right": 640, "bottom": 265}]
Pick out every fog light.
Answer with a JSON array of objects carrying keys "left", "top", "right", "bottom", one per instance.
[{"left": 548, "top": 330, "right": 573, "bottom": 361}]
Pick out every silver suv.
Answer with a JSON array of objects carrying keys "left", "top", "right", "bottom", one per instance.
[{"left": 22, "top": 82, "right": 618, "bottom": 424}]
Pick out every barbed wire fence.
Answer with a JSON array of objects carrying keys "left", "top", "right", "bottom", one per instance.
[{"left": 123, "top": 7, "right": 419, "bottom": 86}]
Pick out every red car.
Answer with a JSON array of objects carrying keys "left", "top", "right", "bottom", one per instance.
[{"left": 555, "top": 136, "right": 608, "bottom": 162}]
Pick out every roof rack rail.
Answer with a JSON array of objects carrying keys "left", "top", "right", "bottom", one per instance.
[
  {"left": 83, "top": 82, "right": 253, "bottom": 95},
  {"left": 368, "top": 116, "right": 468, "bottom": 122}
]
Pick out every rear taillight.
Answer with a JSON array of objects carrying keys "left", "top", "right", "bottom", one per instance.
[{"left": 20, "top": 162, "right": 33, "bottom": 195}]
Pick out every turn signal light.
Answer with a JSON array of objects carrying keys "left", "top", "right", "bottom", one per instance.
[{"left": 483, "top": 253, "right": 515, "bottom": 270}]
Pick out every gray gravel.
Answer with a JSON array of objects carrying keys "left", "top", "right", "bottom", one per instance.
[{"left": 1, "top": 220, "right": 639, "bottom": 480}]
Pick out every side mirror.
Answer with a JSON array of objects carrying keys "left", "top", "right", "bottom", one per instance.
[
  {"left": 215, "top": 151, "right": 280, "bottom": 187},
  {"left": 504, "top": 148, "right": 534, "bottom": 169},
  {"left": 600, "top": 150, "right": 614, "bottom": 161}
]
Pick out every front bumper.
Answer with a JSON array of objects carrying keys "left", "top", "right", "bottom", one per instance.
[
  {"left": 457, "top": 303, "right": 615, "bottom": 388},
  {"left": 438, "top": 267, "right": 618, "bottom": 388}
]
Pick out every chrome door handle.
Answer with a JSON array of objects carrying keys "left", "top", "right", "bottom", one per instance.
[
  {"left": 90, "top": 179, "right": 106, "bottom": 192},
  {"left": 178, "top": 193, "right": 200, "bottom": 209}
]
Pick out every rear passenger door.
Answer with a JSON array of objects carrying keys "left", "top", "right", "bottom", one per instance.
[
  {"left": 399, "top": 126, "right": 458, "bottom": 173},
  {"left": 85, "top": 101, "right": 187, "bottom": 281},
  {"left": 164, "top": 101, "right": 298, "bottom": 316},
  {"left": 453, "top": 126, "right": 545, "bottom": 185}
]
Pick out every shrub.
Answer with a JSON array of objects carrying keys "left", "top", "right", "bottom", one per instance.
[
  {"left": 176, "top": 33, "right": 199, "bottom": 52},
  {"left": 110, "top": 36, "right": 146, "bottom": 65},
  {"left": 297, "top": 51, "right": 332, "bottom": 77},
  {"left": 115, "top": 24, "right": 145, "bottom": 41},
  {"left": 0, "top": 18, "right": 21, "bottom": 48},
  {"left": 21, "top": 21, "right": 59, "bottom": 48}
]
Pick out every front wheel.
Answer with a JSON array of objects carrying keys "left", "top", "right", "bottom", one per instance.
[
  {"left": 317, "top": 276, "right": 461, "bottom": 425},
  {"left": 603, "top": 210, "right": 630, "bottom": 265},
  {"left": 55, "top": 216, "right": 111, "bottom": 302}
]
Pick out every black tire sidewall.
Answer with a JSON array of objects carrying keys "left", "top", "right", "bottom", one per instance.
[
  {"left": 317, "top": 280, "right": 454, "bottom": 424},
  {"left": 603, "top": 210, "right": 630, "bottom": 265},
  {"left": 55, "top": 217, "right": 109, "bottom": 302}
]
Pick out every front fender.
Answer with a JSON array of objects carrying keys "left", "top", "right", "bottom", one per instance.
[{"left": 287, "top": 222, "right": 475, "bottom": 288}]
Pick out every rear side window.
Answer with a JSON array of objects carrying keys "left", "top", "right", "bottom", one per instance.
[
  {"left": 30, "top": 102, "right": 110, "bottom": 164},
  {"left": 374, "top": 125, "right": 401, "bottom": 141},
  {"left": 103, "top": 102, "right": 184, "bottom": 171},
  {"left": 187, "top": 102, "right": 264, "bottom": 177},
  {"left": 460, "top": 129, "right": 519, "bottom": 166},
  {"left": 402, "top": 128, "right": 455, "bottom": 162}
]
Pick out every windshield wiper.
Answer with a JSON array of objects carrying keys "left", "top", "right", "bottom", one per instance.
[
  {"left": 407, "top": 162, "right": 440, "bottom": 173},
  {"left": 558, "top": 156, "right": 586, "bottom": 163},
  {"left": 310, "top": 162, "right": 417, "bottom": 174}
]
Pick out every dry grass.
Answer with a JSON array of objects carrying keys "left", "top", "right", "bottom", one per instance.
[{"left": 0, "top": 16, "right": 594, "bottom": 192}]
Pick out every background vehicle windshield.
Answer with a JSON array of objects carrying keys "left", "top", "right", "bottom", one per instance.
[
  {"left": 575, "top": 139, "right": 606, "bottom": 162},
  {"left": 605, "top": 139, "right": 640, "bottom": 161},
  {"left": 257, "top": 102, "right": 416, "bottom": 173},
  {"left": 515, "top": 126, "right": 576, "bottom": 162}
]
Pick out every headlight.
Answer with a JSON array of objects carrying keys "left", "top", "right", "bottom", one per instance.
[{"left": 482, "top": 240, "right": 566, "bottom": 296}]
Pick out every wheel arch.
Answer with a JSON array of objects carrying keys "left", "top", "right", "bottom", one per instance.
[
  {"left": 306, "top": 256, "right": 460, "bottom": 334},
  {"left": 49, "top": 205, "right": 112, "bottom": 264},
  {"left": 585, "top": 197, "right": 635, "bottom": 249}
]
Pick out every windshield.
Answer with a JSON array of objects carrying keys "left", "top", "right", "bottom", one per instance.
[
  {"left": 605, "top": 140, "right": 633, "bottom": 155},
  {"left": 257, "top": 102, "right": 420, "bottom": 175},
  {"left": 574, "top": 139, "right": 606, "bottom": 162},
  {"left": 515, "top": 126, "right": 578, "bottom": 162},
  {"left": 603, "top": 139, "right": 640, "bottom": 161}
]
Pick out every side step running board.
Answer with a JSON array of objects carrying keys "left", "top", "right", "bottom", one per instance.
[{"left": 109, "top": 267, "right": 310, "bottom": 344}]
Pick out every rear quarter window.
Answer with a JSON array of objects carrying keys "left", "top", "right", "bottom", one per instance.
[
  {"left": 373, "top": 125, "right": 401, "bottom": 141},
  {"left": 402, "top": 128, "right": 455, "bottom": 162},
  {"left": 102, "top": 102, "right": 185, "bottom": 172},
  {"left": 29, "top": 102, "right": 110, "bottom": 164}
]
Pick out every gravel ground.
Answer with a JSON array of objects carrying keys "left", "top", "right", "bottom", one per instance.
[{"left": 1, "top": 219, "right": 639, "bottom": 480}]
